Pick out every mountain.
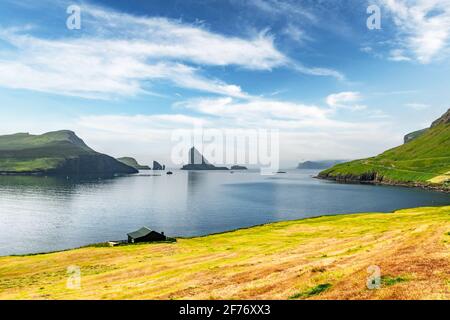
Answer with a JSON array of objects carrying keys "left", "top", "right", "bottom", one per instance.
[
  {"left": 0, "top": 130, "right": 138, "bottom": 175},
  {"left": 297, "top": 160, "right": 346, "bottom": 169},
  {"left": 117, "top": 157, "right": 150, "bottom": 170},
  {"left": 318, "top": 109, "right": 450, "bottom": 191},
  {"left": 181, "top": 147, "right": 228, "bottom": 170},
  {"left": 152, "top": 161, "right": 165, "bottom": 170}
]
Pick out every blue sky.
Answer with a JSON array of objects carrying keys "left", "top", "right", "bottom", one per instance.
[{"left": 0, "top": 0, "right": 449, "bottom": 167}]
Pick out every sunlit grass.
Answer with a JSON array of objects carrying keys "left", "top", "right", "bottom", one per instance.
[{"left": 0, "top": 206, "right": 448, "bottom": 300}]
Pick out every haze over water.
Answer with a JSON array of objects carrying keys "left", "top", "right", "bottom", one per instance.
[{"left": 0, "top": 170, "right": 448, "bottom": 256}]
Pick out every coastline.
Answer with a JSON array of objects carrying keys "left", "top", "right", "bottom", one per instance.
[
  {"left": 5, "top": 202, "right": 447, "bottom": 258},
  {"left": 315, "top": 174, "right": 450, "bottom": 193},
  {"left": 1, "top": 205, "right": 449, "bottom": 300}
]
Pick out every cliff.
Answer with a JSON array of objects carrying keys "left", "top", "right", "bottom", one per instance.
[
  {"left": 0, "top": 130, "right": 138, "bottom": 175},
  {"left": 318, "top": 108, "right": 450, "bottom": 191}
]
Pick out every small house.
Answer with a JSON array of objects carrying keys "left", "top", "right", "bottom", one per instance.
[{"left": 127, "top": 227, "right": 167, "bottom": 243}]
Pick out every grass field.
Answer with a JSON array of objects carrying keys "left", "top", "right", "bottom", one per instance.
[
  {"left": 319, "top": 118, "right": 450, "bottom": 189},
  {"left": 0, "top": 206, "right": 449, "bottom": 300}
]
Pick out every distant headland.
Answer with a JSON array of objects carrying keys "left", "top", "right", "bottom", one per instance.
[{"left": 0, "top": 130, "right": 137, "bottom": 176}]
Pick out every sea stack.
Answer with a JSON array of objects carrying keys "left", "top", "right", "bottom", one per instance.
[
  {"left": 181, "top": 147, "right": 228, "bottom": 170},
  {"left": 153, "top": 161, "right": 164, "bottom": 170}
]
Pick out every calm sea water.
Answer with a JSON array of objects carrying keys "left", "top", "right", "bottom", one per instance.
[{"left": 0, "top": 170, "right": 448, "bottom": 256}]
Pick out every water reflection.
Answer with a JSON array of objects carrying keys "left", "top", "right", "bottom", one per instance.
[{"left": 0, "top": 170, "right": 448, "bottom": 255}]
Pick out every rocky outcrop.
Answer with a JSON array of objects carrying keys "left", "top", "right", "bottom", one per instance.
[
  {"left": 181, "top": 147, "right": 228, "bottom": 170},
  {"left": 404, "top": 128, "right": 428, "bottom": 144},
  {"left": 318, "top": 171, "right": 449, "bottom": 192},
  {"left": 403, "top": 108, "right": 449, "bottom": 144},
  {"left": 152, "top": 161, "right": 164, "bottom": 170},
  {"left": 431, "top": 108, "right": 450, "bottom": 127},
  {"left": 117, "top": 157, "right": 151, "bottom": 170}
]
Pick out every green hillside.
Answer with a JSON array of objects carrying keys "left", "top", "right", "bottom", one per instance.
[
  {"left": 0, "top": 130, "right": 138, "bottom": 175},
  {"left": 117, "top": 157, "right": 150, "bottom": 170},
  {"left": 319, "top": 109, "right": 450, "bottom": 190}
]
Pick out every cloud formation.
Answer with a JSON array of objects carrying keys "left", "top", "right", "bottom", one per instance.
[
  {"left": 0, "top": 2, "right": 344, "bottom": 99},
  {"left": 74, "top": 96, "right": 395, "bottom": 166},
  {"left": 380, "top": 0, "right": 450, "bottom": 63},
  {"left": 326, "top": 92, "right": 367, "bottom": 111}
]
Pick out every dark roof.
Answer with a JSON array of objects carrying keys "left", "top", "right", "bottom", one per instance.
[{"left": 127, "top": 227, "right": 153, "bottom": 239}]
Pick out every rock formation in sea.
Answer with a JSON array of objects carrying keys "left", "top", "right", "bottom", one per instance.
[
  {"left": 181, "top": 147, "right": 229, "bottom": 170},
  {"left": 153, "top": 161, "right": 165, "bottom": 170}
]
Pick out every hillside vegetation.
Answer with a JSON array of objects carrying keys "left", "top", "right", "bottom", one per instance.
[
  {"left": 0, "top": 130, "right": 137, "bottom": 175},
  {"left": 0, "top": 206, "right": 448, "bottom": 300},
  {"left": 319, "top": 109, "right": 450, "bottom": 190},
  {"left": 117, "top": 157, "right": 150, "bottom": 170}
]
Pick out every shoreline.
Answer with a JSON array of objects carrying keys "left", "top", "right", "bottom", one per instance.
[
  {"left": 1, "top": 205, "right": 448, "bottom": 299},
  {"left": 315, "top": 175, "right": 450, "bottom": 193},
  {"left": 3, "top": 204, "right": 449, "bottom": 258}
]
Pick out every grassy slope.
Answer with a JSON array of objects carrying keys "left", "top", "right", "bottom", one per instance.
[
  {"left": 0, "top": 131, "right": 137, "bottom": 174},
  {"left": 0, "top": 131, "right": 94, "bottom": 172},
  {"left": 117, "top": 157, "right": 150, "bottom": 170},
  {"left": 319, "top": 122, "right": 450, "bottom": 188},
  {"left": 0, "top": 206, "right": 448, "bottom": 300}
]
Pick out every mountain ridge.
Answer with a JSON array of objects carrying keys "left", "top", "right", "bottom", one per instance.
[
  {"left": 0, "top": 130, "right": 138, "bottom": 175},
  {"left": 117, "top": 157, "right": 150, "bottom": 170},
  {"left": 318, "top": 108, "right": 450, "bottom": 191}
]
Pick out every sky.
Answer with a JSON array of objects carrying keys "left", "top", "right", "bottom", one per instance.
[{"left": 0, "top": 0, "right": 449, "bottom": 168}]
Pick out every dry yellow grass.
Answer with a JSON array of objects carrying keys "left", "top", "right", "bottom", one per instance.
[
  {"left": 0, "top": 206, "right": 449, "bottom": 300},
  {"left": 429, "top": 171, "right": 450, "bottom": 184}
]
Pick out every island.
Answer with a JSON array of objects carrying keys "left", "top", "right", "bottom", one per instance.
[
  {"left": 181, "top": 147, "right": 229, "bottom": 170},
  {"left": 152, "top": 161, "right": 165, "bottom": 170},
  {"left": 231, "top": 165, "right": 247, "bottom": 170},
  {"left": 117, "top": 157, "right": 151, "bottom": 170},
  {"left": 297, "top": 160, "right": 346, "bottom": 170},
  {"left": 0, "top": 130, "right": 138, "bottom": 175},
  {"left": 318, "top": 108, "right": 450, "bottom": 191}
]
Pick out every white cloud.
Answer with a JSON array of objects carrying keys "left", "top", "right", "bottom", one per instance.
[
  {"left": 178, "top": 96, "right": 330, "bottom": 126},
  {"left": 0, "top": 3, "right": 345, "bottom": 99},
  {"left": 388, "top": 49, "right": 412, "bottom": 61},
  {"left": 0, "top": 23, "right": 255, "bottom": 99},
  {"left": 72, "top": 96, "right": 394, "bottom": 167},
  {"left": 380, "top": 0, "right": 450, "bottom": 63},
  {"left": 325, "top": 92, "right": 367, "bottom": 111},
  {"left": 293, "top": 64, "right": 345, "bottom": 81},
  {"left": 245, "top": 0, "right": 317, "bottom": 22},
  {"left": 175, "top": 95, "right": 386, "bottom": 131},
  {"left": 83, "top": 5, "right": 287, "bottom": 70},
  {"left": 282, "top": 24, "right": 311, "bottom": 44},
  {"left": 360, "top": 46, "right": 373, "bottom": 53}
]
